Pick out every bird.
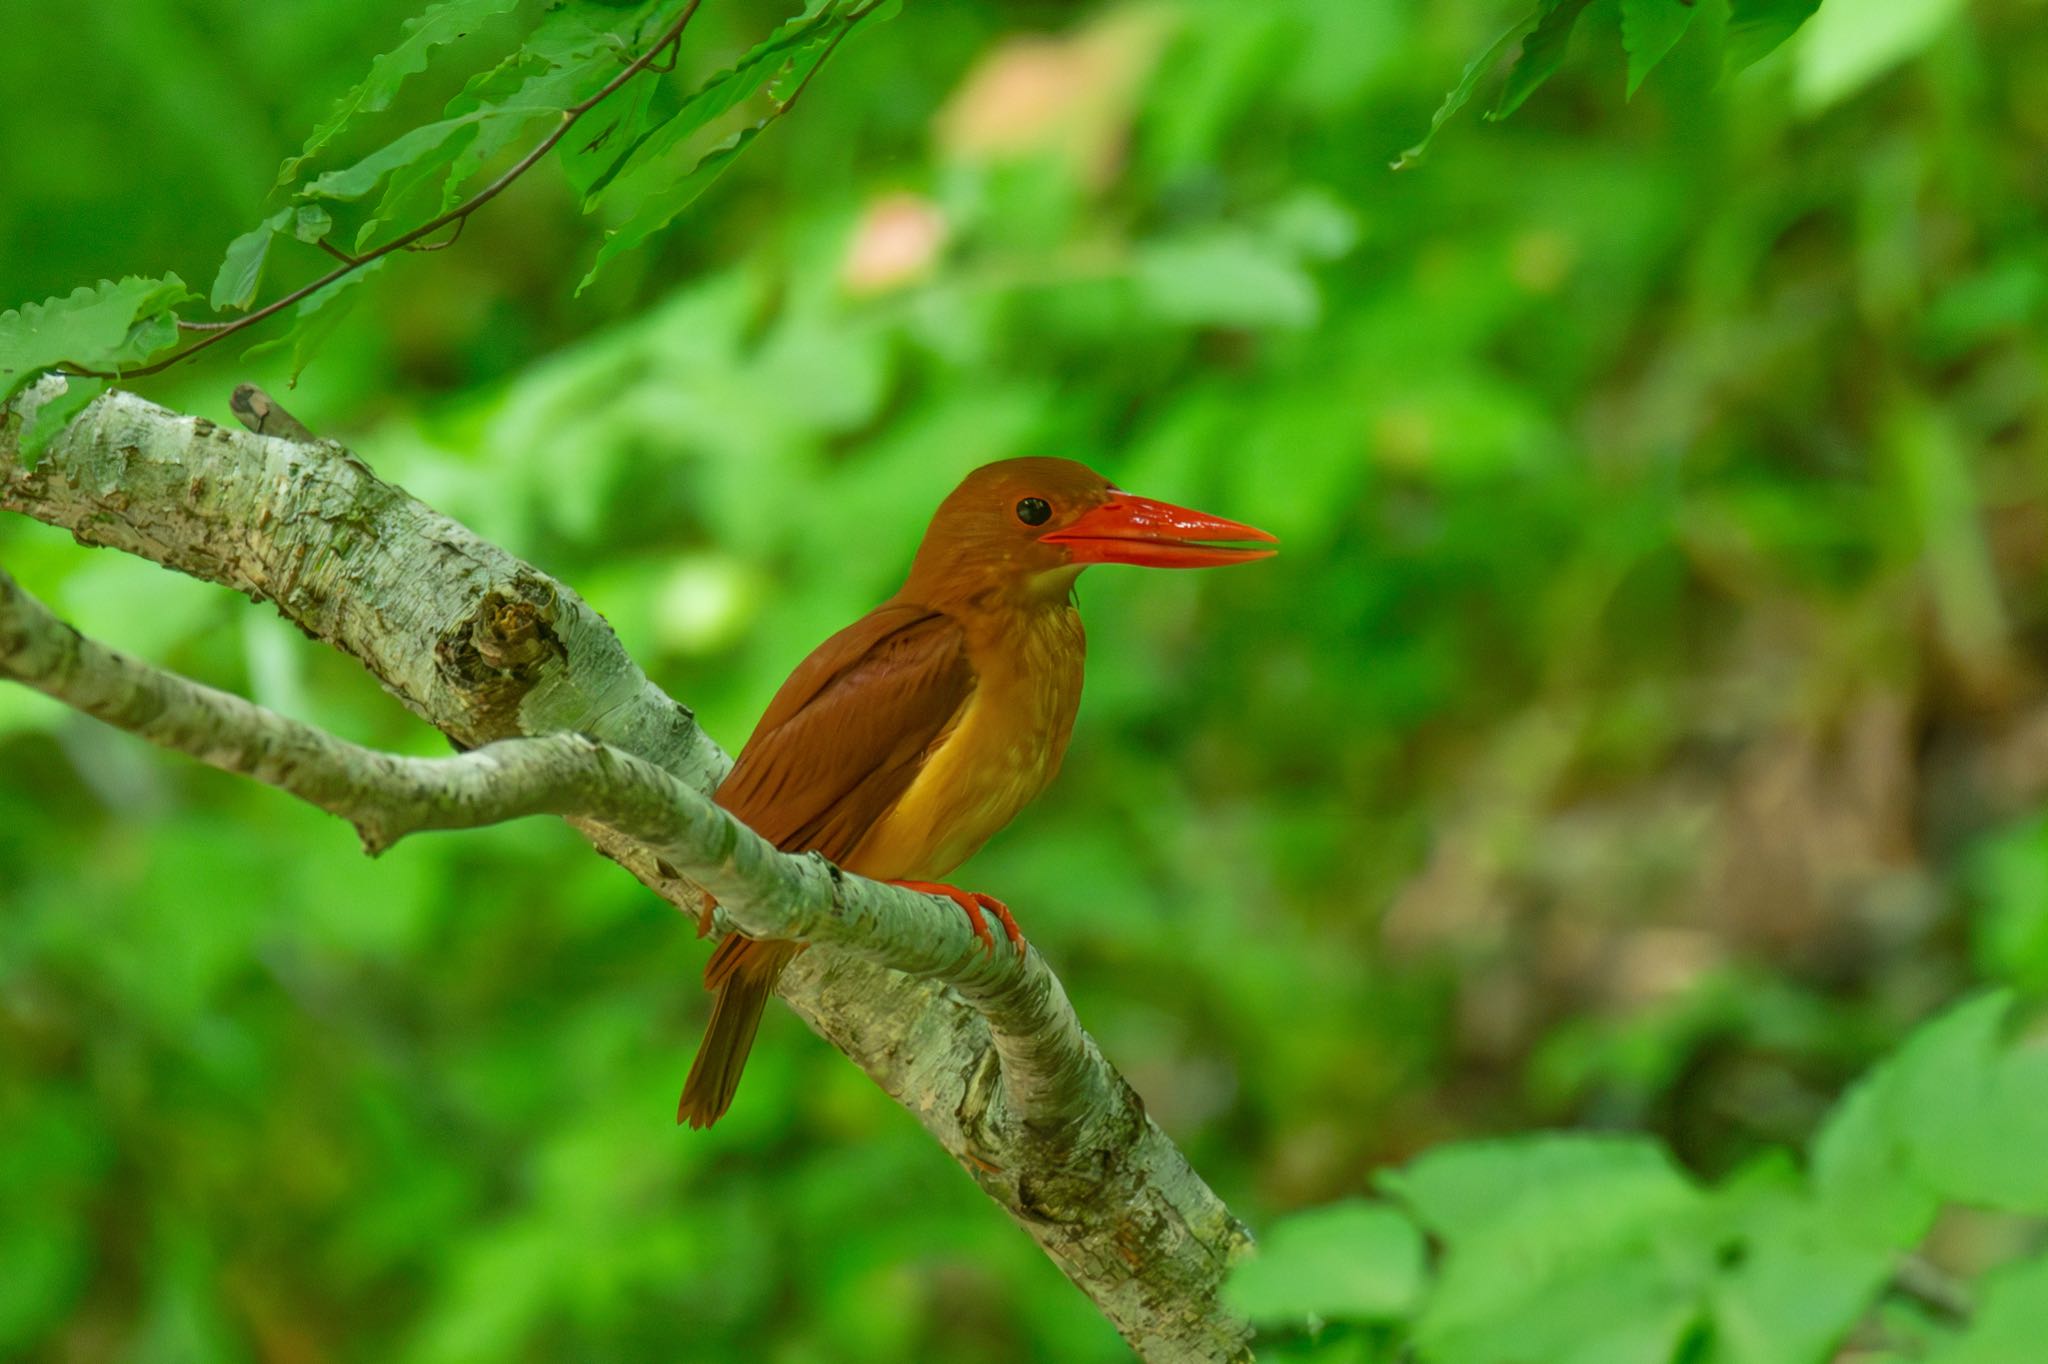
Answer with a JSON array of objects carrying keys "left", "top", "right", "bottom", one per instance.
[{"left": 677, "top": 457, "right": 1276, "bottom": 1128}]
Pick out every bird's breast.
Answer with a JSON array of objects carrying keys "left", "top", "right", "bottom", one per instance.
[{"left": 846, "top": 605, "right": 1085, "bottom": 882}]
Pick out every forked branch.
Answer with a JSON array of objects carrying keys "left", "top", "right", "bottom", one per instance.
[{"left": 0, "top": 382, "right": 1255, "bottom": 1362}]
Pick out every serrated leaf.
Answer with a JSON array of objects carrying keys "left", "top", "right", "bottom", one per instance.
[
  {"left": 583, "top": 2, "right": 852, "bottom": 205},
  {"left": 1391, "top": 9, "right": 1540, "bottom": 170},
  {"left": 0, "top": 275, "right": 194, "bottom": 405},
  {"left": 210, "top": 209, "right": 294, "bottom": 311},
  {"left": 1724, "top": 0, "right": 1822, "bottom": 73},
  {"left": 438, "top": 46, "right": 616, "bottom": 211},
  {"left": 576, "top": 122, "right": 758, "bottom": 292},
  {"left": 1223, "top": 1200, "right": 1425, "bottom": 1324},
  {"left": 1621, "top": 0, "right": 1698, "bottom": 95},
  {"left": 304, "top": 116, "right": 485, "bottom": 201},
  {"left": 276, "top": 0, "right": 524, "bottom": 188},
  {"left": 359, "top": 123, "right": 483, "bottom": 251},
  {"left": 1490, "top": 0, "right": 1594, "bottom": 121},
  {"left": 243, "top": 260, "right": 388, "bottom": 386}
]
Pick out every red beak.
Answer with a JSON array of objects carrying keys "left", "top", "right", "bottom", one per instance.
[{"left": 1040, "top": 492, "right": 1279, "bottom": 569}]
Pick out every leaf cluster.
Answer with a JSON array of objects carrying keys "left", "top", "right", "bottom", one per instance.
[
  {"left": 0, "top": 0, "right": 888, "bottom": 457},
  {"left": 1231, "top": 992, "right": 2048, "bottom": 1364}
]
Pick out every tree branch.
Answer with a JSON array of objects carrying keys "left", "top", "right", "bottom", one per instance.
[{"left": 1, "top": 380, "right": 1255, "bottom": 1362}]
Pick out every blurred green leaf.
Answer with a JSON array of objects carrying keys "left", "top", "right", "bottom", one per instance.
[
  {"left": 1384, "top": 1135, "right": 1707, "bottom": 1364},
  {"left": 1969, "top": 817, "right": 2048, "bottom": 994},
  {"left": 1725, "top": 0, "right": 1822, "bottom": 71},
  {"left": 1224, "top": 1200, "right": 1425, "bottom": 1324},
  {"left": 1884, "top": 992, "right": 2048, "bottom": 1215},
  {"left": 1133, "top": 230, "right": 1320, "bottom": 330},
  {"left": 1393, "top": 10, "right": 1539, "bottom": 168},
  {"left": 1620, "top": 0, "right": 1698, "bottom": 95},
  {"left": 1793, "top": 0, "right": 1967, "bottom": 111},
  {"left": 1923, "top": 1254, "right": 2048, "bottom": 1364},
  {"left": 1492, "top": 0, "right": 1594, "bottom": 120}
]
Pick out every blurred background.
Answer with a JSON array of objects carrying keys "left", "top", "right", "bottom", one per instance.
[{"left": 4, "top": 0, "right": 2046, "bottom": 1358}]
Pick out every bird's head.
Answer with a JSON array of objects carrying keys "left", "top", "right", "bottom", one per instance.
[{"left": 905, "top": 457, "right": 1277, "bottom": 605}]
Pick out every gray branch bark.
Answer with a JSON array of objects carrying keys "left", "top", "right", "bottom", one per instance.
[{"left": 1, "top": 380, "right": 1254, "bottom": 1362}]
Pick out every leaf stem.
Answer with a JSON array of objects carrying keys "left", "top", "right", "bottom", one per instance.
[{"left": 63, "top": 0, "right": 705, "bottom": 380}]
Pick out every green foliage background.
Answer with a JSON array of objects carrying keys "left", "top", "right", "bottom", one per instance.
[{"left": 3, "top": 0, "right": 2047, "bottom": 1359}]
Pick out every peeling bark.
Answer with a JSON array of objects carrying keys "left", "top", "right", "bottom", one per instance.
[{"left": 1, "top": 381, "right": 1255, "bottom": 1362}]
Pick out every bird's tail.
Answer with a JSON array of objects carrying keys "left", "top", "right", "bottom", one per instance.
[{"left": 678, "top": 935, "right": 802, "bottom": 1128}]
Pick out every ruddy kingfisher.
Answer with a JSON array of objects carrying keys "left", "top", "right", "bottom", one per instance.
[{"left": 679, "top": 457, "right": 1276, "bottom": 1127}]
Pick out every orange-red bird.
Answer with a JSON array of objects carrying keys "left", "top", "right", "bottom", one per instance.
[{"left": 678, "top": 457, "right": 1275, "bottom": 1127}]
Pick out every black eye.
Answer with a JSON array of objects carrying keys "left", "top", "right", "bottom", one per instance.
[{"left": 1015, "top": 497, "right": 1051, "bottom": 526}]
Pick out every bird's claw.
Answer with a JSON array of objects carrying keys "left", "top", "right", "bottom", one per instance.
[{"left": 892, "top": 880, "right": 1027, "bottom": 960}]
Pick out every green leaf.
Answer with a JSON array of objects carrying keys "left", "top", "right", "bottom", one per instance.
[
  {"left": 1969, "top": 816, "right": 2048, "bottom": 993},
  {"left": 1223, "top": 1201, "right": 1426, "bottom": 1324},
  {"left": 276, "top": 0, "right": 523, "bottom": 188},
  {"left": 1392, "top": 9, "right": 1540, "bottom": 170},
  {"left": 1133, "top": 230, "right": 1321, "bottom": 330},
  {"left": 1792, "top": 0, "right": 1968, "bottom": 111},
  {"left": 243, "top": 260, "right": 389, "bottom": 386},
  {"left": 303, "top": 116, "right": 485, "bottom": 201},
  {"left": 1383, "top": 1134, "right": 1709, "bottom": 1364},
  {"left": 1621, "top": 0, "right": 1698, "bottom": 95},
  {"left": 1384, "top": 1132, "right": 1697, "bottom": 1240},
  {"left": 0, "top": 275, "right": 194, "bottom": 405},
  {"left": 7, "top": 377, "right": 105, "bottom": 467},
  {"left": 1704, "top": 1167, "right": 1894, "bottom": 1364},
  {"left": 210, "top": 209, "right": 293, "bottom": 311},
  {"left": 582, "top": 1, "right": 853, "bottom": 205},
  {"left": 576, "top": 123, "right": 758, "bottom": 293},
  {"left": 1809, "top": 1056, "right": 1943, "bottom": 1249},
  {"left": 357, "top": 123, "right": 483, "bottom": 251},
  {"left": 560, "top": 68, "right": 659, "bottom": 198},
  {"left": 1491, "top": 0, "right": 1595, "bottom": 121},
  {"left": 1725, "top": 0, "right": 1822, "bottom": 72},
  {"left": 1924, "top": 1254, "right": 2048, "bottom": 1364},
  {"left": 1884, "top": 991, "right": 2048, "bottom": 1214},
  {"left": 438, "top": 49, "right": 613, "bottom": 211}
]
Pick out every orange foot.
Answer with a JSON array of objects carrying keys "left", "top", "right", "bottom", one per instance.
[{"left": 891, "top": 880, "right": 1026, "bottom": 960}]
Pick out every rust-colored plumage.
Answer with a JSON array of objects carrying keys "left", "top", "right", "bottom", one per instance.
[{"left": 678, "top": 457, "right": 1274, "bottom": 1127}]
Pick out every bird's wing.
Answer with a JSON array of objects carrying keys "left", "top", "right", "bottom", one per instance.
[{"left": 714, "top": 604, "right": 975, "bottom": 863}]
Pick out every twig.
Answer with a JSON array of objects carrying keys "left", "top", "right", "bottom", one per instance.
[{"left": 60, "top": 0, "right": 706, "bottom": 380}]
